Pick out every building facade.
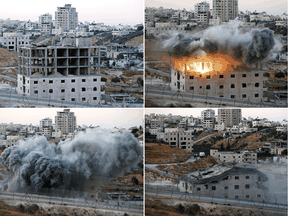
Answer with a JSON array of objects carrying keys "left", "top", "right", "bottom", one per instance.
[
  {"left": 212, "top": 0, "right": 238, "bottom": 22},
  {"left": 210, "top": 149, "right": 257, "bottom": 164},
  {"left": 55, "top": 4, "right": 78, "bottom": 32},
  {"left": 0, "top": 32, "right": 30, "bottom": 51},
  {"left": 55, "top": 109, "right": 76, "bottom": 135},
  {"left": 39, "top": 117, "right": 53, "bottom": 131},
  {"left": 218, "top": 109, "right": 242, "bottom": 128},
  {"left": 170, "top": 66, "right": 268, "bottom": 102},
  {"left": 164, "top": 128, "right": 193, "bottom": 151},
  {"left": 38, "top": 13, "right": 52, "bottom": 28},
  {"left": 17, "top": 41, "right": 105, "bottom": 105}
]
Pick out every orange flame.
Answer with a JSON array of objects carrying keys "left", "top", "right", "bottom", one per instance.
[{"left": 172, "top": 53, "right": 240, "bottom": 78}]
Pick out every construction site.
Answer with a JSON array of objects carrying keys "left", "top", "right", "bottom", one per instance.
[
  {"left": 0, "top": 129, "right": 144, "bottom": 215},
  {"left": 0, "top": 35, "right": 143, "bottom": 108},
  {"left": 145, "top": 23, "right": 287, "bottom": 108}
]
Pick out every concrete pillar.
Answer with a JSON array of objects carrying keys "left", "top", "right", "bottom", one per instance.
[
  {"left": 88, "top": 48, "right": 90, "bottom": 75},
  {"left": 28, "top": 49, "right": 31, "bottom": 76},
  {"left": 55, "top": 48, "right": 57, "bottom": 74},
  {"left": 45, "top": 48, "right": 47, "bottom": 77},
  {"left": 98, "top": 47, "right": 101, "bottom": 75}
]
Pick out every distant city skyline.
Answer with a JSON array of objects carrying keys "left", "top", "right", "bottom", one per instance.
[
  {"left": 0, "top": 109, "right": 143, "bottom": 129},
  {"left": 0, "top": 0, "right": 143, "bottom": 26},
  {"left": 145, "top": 108, "right": 288, "bottom": 122},
  {"left": 145, "top": 0, "right": 287, "bottom": 15}
]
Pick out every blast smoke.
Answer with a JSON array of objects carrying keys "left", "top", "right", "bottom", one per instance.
[
  {"left": 157, "top": 22, "right": 277, "bottom": 65},
  {"left": 0, "top": 129, "right": 142, "bottom": 192}
]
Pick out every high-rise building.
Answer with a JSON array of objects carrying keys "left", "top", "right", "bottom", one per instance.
[
  {"left": 212, "top": 0, "right": 238, "bottom": 22},
  {"left": 218, "top": 109, "right": 242, "bottom": 127},
  {"left": 55, "top": 109, "right": 76, "bottom": 135},
  {"left": 39, "top": 117, "right": 53, "bottom": 131},
  {"left": 201, "top": 109, "right": 215, "bottom": 123},
  {"left": 55, "top": 4, "right": 78, "bottom": 32},
  {"left": 194, "top": 1, "right": 210, "bottom": 19},
  {"left": 38, "top": 13, "right": 52, "bottom": 28}
]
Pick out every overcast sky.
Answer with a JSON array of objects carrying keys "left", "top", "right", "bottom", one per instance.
[
  {"left": 146, "top": 0, "right": 287, "bottom": 15},
  {"left": 0, "top": 108, "right": 143, "bottom": 128},
  {"left": 0, "top": 0, "right": 143, "bottom": 25},
  {"left": 145, "top": 108, "right": 288, "bottom": 122}
]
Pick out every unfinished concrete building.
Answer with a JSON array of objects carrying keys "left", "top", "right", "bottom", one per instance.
[
  {"left": 17, "top": 39, "right": 105, "bottom": 105},
  {"left": 180, "top": 166, "right": 268, "bottom": 202},
  {"left": 171, "top": 66, "right": 269, "bottom": 102}
]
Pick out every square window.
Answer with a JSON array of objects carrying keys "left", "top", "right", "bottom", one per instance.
[
  {"left": 43, "top": 90, "right": 45, "bottom": 92},
  {"left": 91, "top": 195, "right": 94, "bottom": 198},
  {"left": 255, "top": 94, "right": 259, "bottom": 97},
  {"left": 255, "top": 73, "right": 259, "bottom": 77},
  {"left": 190, "top": 75, "right": 194, "bottom": 79},
  {"left": 255, "top": 83, "right": 259, "bottom": 87},
  {"left": 93, "top": 97, "right": 97, "bottom": 100},
  {"left": 82, "top": 79, "right": 86, "bottom": 82},
  {"left": 219, "top": 85, "right": 223, "bottom": 89},
  {"left": 197, "top": 188, "right": 201, "bottom": 191},
  {"left": 34, "top": 90, "right": 38, "bottom": 94},
  {"left": 235, "top": 176, "right": 239, "bottom": 180},
  {"left": 234, "top": 185, "right": 239, "bottom": 189},
  {"left": 71, "top": 98, "right": 75, "bottom": 101},
  {"left": 190, "top": 86, "right": 194, "bottom": 90},
  {"left": 242, "top": 74, "right": 246, "bottom": 77},
  {"left": 242, "top": 83, "right": 246, "bottom": 88},
  {"left": 71, "top": 79, "right": 75, "bottom": 83},
  {"left": 93, "top": 78, "right": 97, "bottom": 82},
  {"left": 34, "top": 81, "right": 38, "bottom": 84},
  {"left": 61, "top": 80, "right": 65, "bottom": 83},
  {"left": 245, "top": 184, "right": 250, "bottom": 189},
  {"left": 82, "top": 87, "right": 86, "bottom": 92},
  {"left": 219, "top": 74, "right": 224, "bottom": 78},
  {"left": 242, "top": 94, "right": 247, "bottom": 98},
  {"left": 224, "top": 186, "right": 229, "bottom": 190},
  {"left": 61, "top": 89, "right": 65, "bottom": 93},
  {"left": 212, "top": 186, "right": 216, "bottom": 191},
  {"left": 246, "top": 195, "right": 249, "bottom": 198},
  {"left": 49, "top": 80, "right": 53, "bottom": 84},
  {"left": 231, "top": 74, "right": 235, "bottom": 78},
  {"left": 231, "top": 95, "right": 235, "bottom": 99},
  {"left": 246, "top": 176, "right": 249, "bottom": 179},
  {"left": 43, "top": 79, "right": 45, "bottom": 82},
  {"left": 257, "top": 194, "right": 261, "bottom": 198},
  {"left": 82, "top": 97, "right": 86, "bottom": 101}
]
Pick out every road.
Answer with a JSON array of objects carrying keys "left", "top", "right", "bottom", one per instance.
[
  {"left": 145, "top": 85, "right": 287, "bottom": 107},
  {"left": 192, "top": 133, "right": 215, "bottom": 144},
  {"left": 0, "top": 191, "right": 143, "bottom": 213},
  {"left": 145, "top": 186, "right": 287, "bottom": 214},
  {"left": 145, "top": 66, "right": 170, "bottom": 77}
]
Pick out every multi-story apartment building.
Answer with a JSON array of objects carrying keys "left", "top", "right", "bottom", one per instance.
[
  {"left": 201, "top": 109, "right": 215, "bottom": 123},
  {"left": 210, "top": 149, "right": 257, "bottom": 164},
  {"left": 55, "top": 109, "right": 76, "bottom": 135},
  {"left": 39, "top": 117, "right": 53, "bottom": 131},
  {"left": 218, "top": 109, "right": 242, "bottom": 128},
  {"left": 146, "top": 23, "right": 185, "bottom": 36},
  {"left": 170, "top": 66, "right": 268, "bottom": 102},
  {"left": 180, "top": 166, "right": 268, "bottom": 202},
  {"left": 0, "top": 32, "right": 30, "bottom": 51},
  {"left": 194, "top": 1, "right": 210, "bottom": 20},
  {"left": 38, "top": 13, "right": 53, "bottom": 28},
  {"left": 212, "top": 0, "right": 238, "bottom": 22},
  {"left": 17, "top": 38, "right": 105, "bottom": 105},
  {"left": 55, "top": 4, "right": 78, "bottom": 32},
  {"left": 164, "top": 128, "right": 193, "bottom": 151}
]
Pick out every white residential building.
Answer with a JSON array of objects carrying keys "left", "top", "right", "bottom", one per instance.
[
  {"left": 55, "top": 4, "right": 78, "bottom": 32},
  {"left": 0, "top": 32, "right": 30, "bottom": 51},
  {"left": 55, "top": 109, "right": 76, "bottom": 135},
  {"left": 194, "top": 1, "right": 210, "bottom": 20},
  {"left": 38, "top": 13, "right": 53, "bottom": 28},
  {"left": 40, "top": 117, "right": 53, "bottom": 131}
]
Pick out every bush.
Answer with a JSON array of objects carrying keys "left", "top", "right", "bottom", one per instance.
[
  {"left": 111, "top": 77, "right": 120, "bottom": 83},
  {"left": 275, "top": 72, "right": 285, "bottom": 78}
]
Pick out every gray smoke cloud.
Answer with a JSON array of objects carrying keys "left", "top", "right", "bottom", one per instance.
[
  {"left": 0, "top": 129, "right": 142, "bottom": 192},
  {"left": 157, "top": 22, "right": 277, "bottom": 65}
]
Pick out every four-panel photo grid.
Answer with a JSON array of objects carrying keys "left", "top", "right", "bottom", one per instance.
[{"left": 0, "top": 0, "right": 287, "bottom": 215}]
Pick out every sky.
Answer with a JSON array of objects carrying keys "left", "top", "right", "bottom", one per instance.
[
  {"left": 0, "top": 108, "right": 143, "bottom": 129},
  {"left": 146, "top": 0, "right": 287, "bottom": 15},
  {"left": 145, "top": 108, "right": 288, "bottom": 122},
  {"left": 0, "top": 0, "right": 144, "bottom": 25}
]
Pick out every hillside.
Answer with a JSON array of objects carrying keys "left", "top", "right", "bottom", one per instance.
[{"left": 145, "top": 143, "right": 193, "bottom": 164}]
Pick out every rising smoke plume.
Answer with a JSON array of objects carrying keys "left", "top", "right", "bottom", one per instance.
[
  {"left": 0, "top": 129, "right": 142, "bottom": 192},
  {"left": 157, "top": 22, "right": 277, "bottom": 65}
]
